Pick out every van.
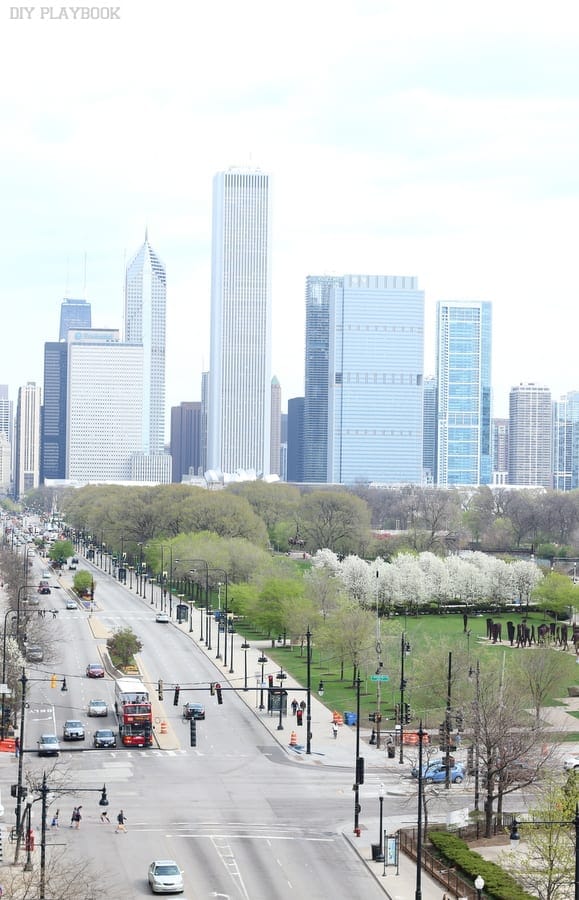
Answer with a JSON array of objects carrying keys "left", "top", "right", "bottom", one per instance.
[{"left": 26, "top": 645, "right": 44, "bottom": 662}]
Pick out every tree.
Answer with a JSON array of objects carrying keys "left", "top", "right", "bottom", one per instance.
[
  {"left": 0, "top": 846, "right": 121, "bottom": 899},
  {"left": 533, "top": 571, "right": 579, "bottom": 618},
  {"left": 72, "top": 570, "right": 94, "bottom": 597},
  {"left": 49, "top": 540, "right": 74, "bottom": 567},
  {"left": 299, "top": 490, "right": 372, "bottom": 556},
  {"left": 515, "top": 648, "right": 565, "bottom": 724},
  {"left": 106, "top": 627, "right": 142, "bottom": 668}
]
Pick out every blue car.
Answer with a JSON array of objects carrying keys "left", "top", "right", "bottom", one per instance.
[{"left": 412, "top": 761, "right": 465, "bottom": 784}]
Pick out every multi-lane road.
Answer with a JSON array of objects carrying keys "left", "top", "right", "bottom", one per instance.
[{"left": 19, "top": 558, "right": 390, "bottom": 899}]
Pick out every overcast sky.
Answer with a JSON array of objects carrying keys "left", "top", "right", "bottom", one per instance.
[{"left": 1, "top": 0, "right": 578, "bottom": 426}]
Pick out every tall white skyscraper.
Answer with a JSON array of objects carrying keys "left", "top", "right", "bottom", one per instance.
[
  {"left": 208, "top": 169, "right": 272, "bottom": 477},
  {"left": 124, "top": 232, "right": 167, "bottom": 455},
  {"left": 66, "top": 330, "right": 143, "bottom": 482},
  {"left": 508, "top": 382, "right": 553, "bottom": 488},
  {"left": 14, "top": 382, "right": 42, "bottom": 498}
]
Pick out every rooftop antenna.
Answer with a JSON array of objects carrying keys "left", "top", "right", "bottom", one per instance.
[
  {"left": 64, "top": 256, "right": 70, "bottom": 297},
  {"left": 82, "top": 252, "right": 87, "bottom": 299}
]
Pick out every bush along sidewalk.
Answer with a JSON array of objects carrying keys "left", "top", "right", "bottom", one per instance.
[{"left": 428, "top": 831, "right": 536, "bottom": 900}]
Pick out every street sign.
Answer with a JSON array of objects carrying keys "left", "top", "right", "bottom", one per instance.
[{"left": 370, "top": 674, "right": 390, "bottom": 682}]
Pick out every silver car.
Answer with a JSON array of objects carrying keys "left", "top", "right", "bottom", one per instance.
[
  {"left": 88, "top": 699, "right": 108, "bottom": 717},
  {"left": 38, "top": 734, "right": 60, "bottom": 756},
  {"left": 147, "top": 860, "right": 184, "bottom": 894}
]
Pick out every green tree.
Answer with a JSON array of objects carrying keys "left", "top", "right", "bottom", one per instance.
[
  {"left": 49, "top": 540, "right": 74, "bottom": 566},
  {"left": 300, "top": 490, "right": 371, "bottom": 556},
  {"left": 73, "top": 570, "right": 94, "bottom": 596},
  {"left": 533, "top": 571, "right": 579, "bottom": 618},
  {"left": 107, "top": 627, "right": 143, "bottom": 668}
]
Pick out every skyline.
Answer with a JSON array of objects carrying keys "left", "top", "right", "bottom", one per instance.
[{"left": 2, "top": 1, "right": 579, "bottom": 422}]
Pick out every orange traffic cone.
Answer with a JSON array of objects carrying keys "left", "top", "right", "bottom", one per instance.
[
  {"left": 289, "top": 731, "right": 298, "bottom": 747},
  {"left": 160, "top": 721, "right": 167, "bottom": 734}
]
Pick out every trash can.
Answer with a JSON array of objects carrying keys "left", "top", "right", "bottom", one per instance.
[
  {"left": 344, "top": 711, "right": 357, "bottom": 726},
  {"left": 387, "top": 744, "right": 395, "bottom": 758},
  {"left": 371, "top": 843, "right": 384, "bottom": 862}
]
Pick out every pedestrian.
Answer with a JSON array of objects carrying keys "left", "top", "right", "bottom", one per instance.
[
  {"left": 100, "top": 810, "right": 110, "bottom": 824},
  {"left": 115, "top": 810, "right": 127, "bottom": 833},
  {"left": 299, "top": 699, "right": 306, "bottom": 713},
  {"left": 291, "top": 698, "right": 298, "bottom": 716},
  {"left": 50, "top": 809, "right": 59, "bottom": 829},
  {"left": 332, "top": 722, "right": 338, "bottom": 739},
  {"left": 71, "top": 806, "right": 82, "bottom": 828},
  {"left": 14, "top": 736, "right": 20, "bottom": 758}
]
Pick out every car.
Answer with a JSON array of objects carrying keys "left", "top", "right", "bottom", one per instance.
[
  {"left": 147, "top": 860, "right": 184, "bottom": 894},
  {"left": 86, "top": 663, "right": 105, "bottom": 678},
  {"left": 182, "top": 702, "right": 205, "bottom": 721},
  {"left": 88, "top": 699, "right": 108, "bottom": 717},
  {"left": 411, "top": 761, "right": 465, "bottom": 784},
  {"left": 38, "top": 734, "right": 60, "bottom": 756},
  {"left": 68, "top": 562, "right": 77, "bottom": 570},
  {"left": 93, "top": 728, "right": 117, "bottom": 748},
  {"left": 63, "top": 719, "right": 85, "bottom": 741},
  {"left": 38, "top": 586, "right": 51, "bottom": 595},
  {"left": 155, "top": 612, "right": 170, "bottom": 623},
  {"left": 564, "top": 755, "right": 579, "bottom": 772},
  {"left": 66, "top": 598, "right": 77, "bottom": 610},
  {"left": 25, "top": 645, "right": 44, "bottom": 662},
  {"left": 41, "top": 571, "right": 52, "bottom": 580}
]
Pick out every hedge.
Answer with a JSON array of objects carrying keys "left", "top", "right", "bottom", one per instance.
[{"left": 428, "top": 831, "right": 536, "bottom": 900}]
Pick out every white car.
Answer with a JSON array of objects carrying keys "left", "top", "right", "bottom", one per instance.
[
  {"left": 564, "top": 755, "right": 579, "bottom": 772},
  {"left": 147, "top": 860, "right": 184, "bottom": 894},
  {"left": 66, "top": 598, "right": 78, "bottom": 610},
  {"left": 88, "top": 699, "right": 108, "bottom": 717},
  {"left": 155, "top": 612, "right": 170, "bottom": 623},
  {"left": 38, "top": 734, "right": 60, "bottom": 756}
]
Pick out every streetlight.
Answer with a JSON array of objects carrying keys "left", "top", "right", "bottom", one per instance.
[
  {"left": 510, "top": 809, "right": 579, "bottom": 900},
  {"left": 229, "top": 619, "right": 235, "bottom": 674},
  {"left": 276, "top": 668, "right": 287, "bottom": 730},
  {"left": 474, "top": 875, "right": 485, "bottom": 899},
  {"left": 377, "top": 782, "right": 385, "bottom": 862},
  {"left": 1, "top": 609, "right": 17, "bottom": 740},
  {"left": 415, "top": 720, "right": 426, "bottom": 900},
  {"left": 258, "top": 654, "right": 267, "bottom": 709},
  {"left": 241, "top": 641, "right": 250, "bottom": 691}
]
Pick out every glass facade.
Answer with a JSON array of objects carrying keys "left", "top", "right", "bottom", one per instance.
[
  {"left": 41, "top": 342, "right": 68, "bottom": 481},
  {"left": 436, "top": 301, "right": 492, "bottom": 486},
  {"left": 59, "top": 298, "right": 91, "bottom": 341}
]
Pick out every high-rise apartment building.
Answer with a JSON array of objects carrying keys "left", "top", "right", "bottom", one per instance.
[
  {"left": 59, "top": 297, "right": 91, "bottom": 340},
  {"left": 0, "top": 386, "right": 12, "bottom": 494},
  {"left": 0, "top": 384, "right": 13, "bottom": 444},
  {"left": 303, "top": 274, "right": 424, "bottom": 485},
  {"left": 66, "top": 329, "right": 143, "bottom": 482},
  {"left": 422, "top": 376, "right": 437, "bottom": 484},
  {"left": 41, "top": 342, "right": 68, "bottom": 481},
  {"left": 287, "top": 397, "right": 305, "bottom": 483},
  {"left": 14, "top": 382, "right": 42, "bottom": 498},
  {"left": 124, "top": 232, "right": 167, "bottom": 455},
  {"left": 492, "top": 418, "right": 509, "bottom": 485},
  {"left": 553, "top": 391, "right": 579, "bottom": 491},
  {"left": 170, "top": 402, "right": 202, "bottom": 483},
  {"left": 435, "top": 301, "right": 492, "bottom": 486},
  {"left": 270, "top": 376, "right": 281, "bottom": 477},
  {"left": 208, "top": 169, "right": 272, "bottom": 476},
  {"left": 508, "top": 383, "right": 553, "bottom": 488}
]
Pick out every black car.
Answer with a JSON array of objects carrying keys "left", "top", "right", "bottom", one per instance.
[
  {"left": 183, "top": 702, "right": 205, "bottom": 721},
  {"left": 93, "top": 729, "right": 117, "bottom": 748}
]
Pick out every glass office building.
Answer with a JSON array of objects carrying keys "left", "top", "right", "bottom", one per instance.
[{"left": 435, "top": 301, "right": 492, "bottom": 486}]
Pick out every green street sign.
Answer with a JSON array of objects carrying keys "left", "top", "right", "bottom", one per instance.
[{"left": 370, "top": 674, "right": 390, "bottom": 682}]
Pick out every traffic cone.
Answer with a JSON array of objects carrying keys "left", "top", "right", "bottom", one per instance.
[{"left": 289, "top": 731, "right": 298, "bottom": 747}]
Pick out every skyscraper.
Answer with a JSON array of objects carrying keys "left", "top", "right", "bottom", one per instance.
[
  {"left": 287, "top": 397, "right": 305, "bottom": 483},
  {"left": 170, "top": 402, "right": 202, "bottom": 483},
  {"left": 270, "top": 376, "right": 281, "bottom": 477},
  {"left": 422, "top": 376, "right": 437, "bottom": 484},
  {"left": 208, "top": 169, "right": 272, "bottom": 476},
  {"left": 124, "top": 232, "right": 167, "bottom": 455},
  {"left": 66, "top": 330, "right": 143, "bottom": 482},
  {"left": 492, "top": 418, "right": 509, "bottom": 485},
  {"left": 41, "top": 342, "right": 68, "bottom": 481},
  {"left": 552, "top": 392, "right": 579, "bottom": 491},
  {"left": 435, "top": 301, "right": 492, "bottom": 486},
  {"left": 303, "top": 275, "right": 424, "bottom": 485},
  {"left": 508, "top": 383, "right": 553, "bottom": 487},
  {"left": 59, "top": 298, "right": 91, "bottom": 340},
  {"left": 14, "top": 382, "right": 42, "bottom": 498},
  {"left": 0, "top": 385, "right": 13, "bottom": 494}
]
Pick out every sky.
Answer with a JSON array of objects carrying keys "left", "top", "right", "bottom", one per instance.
[{"left": 1, "top": 0, "right": 579, "bottom": 426}]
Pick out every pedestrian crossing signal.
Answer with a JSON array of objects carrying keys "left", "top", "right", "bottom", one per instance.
[
  {"left": 50, "top": 674, "right": 57, "bottom": 689},
  {"left": 173, "top": 685, "right": 180, "bottom": 706},
  {"left": 190, "top": 719, "right": 197, "bottom": 747},
  {"left": 215, "top": 683, "right": 223, "bottom": 704}
]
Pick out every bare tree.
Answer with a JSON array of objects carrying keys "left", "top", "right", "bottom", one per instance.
[{"left": 515, "top": 648, "right": 565, "bottom": 724}]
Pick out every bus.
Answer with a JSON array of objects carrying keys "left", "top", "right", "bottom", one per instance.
[{"left": 114, "top": 677, "right": 152, "bottom": 747}]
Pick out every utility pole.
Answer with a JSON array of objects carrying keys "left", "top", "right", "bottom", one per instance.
[{"left": 445, "top": 651, "right": 452, "bottom": 790}]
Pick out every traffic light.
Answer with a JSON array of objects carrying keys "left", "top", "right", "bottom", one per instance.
[
  {"left": 368, "top": 712, "right": 376, "bottom": 723},
  {"left": 355, "top": 756, "right": 365, "bottom": 785},
  {"left": 215, "top": 683, "right": 223, "bottom": 704},
  {"left": 455, "top": 709, "right": 463, "bottom": 731},
  {"left": 158, "top": 679, "right": 163, "bottom": 700},
  {"left": 268, "top": 674, "right": 274, "bottom": 688},
  {"left": 404, "top": 703, "right": 411, "bottom": 724},
  {"left": 210, "top": 682, "right": 215, "bottom": 696},
  {"left": 190, "top": 718, "right": 197, "bottom": 747},
  {"left": 400, "top": 678, "right": 407, "bottom": 690},
  {"left": 173, "top": 685, "right": 180, "bottom": 706},
  {"left": 50, "top": 673, "right": 57, "bottom": 689},
  {"left": 394, "top": 703, "right": 400, "bottom": 722}
]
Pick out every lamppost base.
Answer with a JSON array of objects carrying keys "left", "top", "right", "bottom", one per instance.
[
  {"left": 23, "top": 860, "right": 33, "bottom": 872},
  {"left": 277, "top": 725, "right": 284, "bottom": 731}
]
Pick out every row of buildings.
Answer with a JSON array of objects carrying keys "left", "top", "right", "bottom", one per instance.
[{"left": 0, "top": 169, "right": 574, "bottom": 497}]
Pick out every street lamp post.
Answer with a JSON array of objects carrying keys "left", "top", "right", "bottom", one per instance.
[
  {"left": 276, "top": 668, "right": 287, "bottom": 730},
  {"left": 258, "top": 654, "right": 267, "bottom": 709},
  {"left": 510, "top": 808, "right": 579, "bottom": 900},
  {"left": 415, "top": 720, "right": 426, "bottom": 900},
  {"left": 241, "top": 641, "right": 250, "bottom": 691},
  {"left": 1, "top": 608, "right": 17, "bottom": 739},
  {"left": 229, "top": 621, "right": 235, "bottom": 674},
  {"left": 474, "top": 875, "right": 485, "bottom": 899},
  {"left": 377, "top": 782, "right": 385, "bottom": 862}
]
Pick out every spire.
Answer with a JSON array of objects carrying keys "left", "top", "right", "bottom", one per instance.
[{"left": 144, "top": 225, "right": 149, "bottom": 244}]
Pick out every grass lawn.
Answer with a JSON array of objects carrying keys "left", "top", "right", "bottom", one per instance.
[{"left": 244, "top": 612, "right": 579, "bottom": 738}]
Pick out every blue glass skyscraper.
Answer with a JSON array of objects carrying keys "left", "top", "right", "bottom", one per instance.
[{"left": 435, "top": 301, "right": 492, "bottom": 486}]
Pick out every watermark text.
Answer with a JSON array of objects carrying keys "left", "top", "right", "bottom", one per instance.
[{"left": 10, "top": 6, "right": 120, "bottom": 18}]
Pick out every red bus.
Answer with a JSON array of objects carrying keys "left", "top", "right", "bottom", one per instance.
[{"left": 114, "top": 678, "right": 153, "bottom": 747}]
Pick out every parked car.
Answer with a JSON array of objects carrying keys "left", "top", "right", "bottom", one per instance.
[
  {"left": 155, "top": 612, "right": 170, "bottom": 623},
  {"left": 564, "top": 755, "right": 579, "bottom": 772},
  {"left": 412, "top": 761, "right": 465, "bottom": 784},
  {"left": 25, "top": 645, "right": 44, "bottom": 662},
  {"left": 63, "top": 719, "right": 85, "bottom": 741},
  {"left": 93, "top": 728, "right": 117, "bottom": 748},
  {"left": 182, "top": 702, "right": 205, "bottom": 721},
  {"left": 88, "top": 699, "right": 108, "bottom": 717},
  {"left": 38, "top": 734, "right": 60, "bottom": 756},
  {"left": 147, "top": 860, "right": 184, "bottom": 894},
  {"left": 86, "top": 663, "right": 105, "bottom": 678}
]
